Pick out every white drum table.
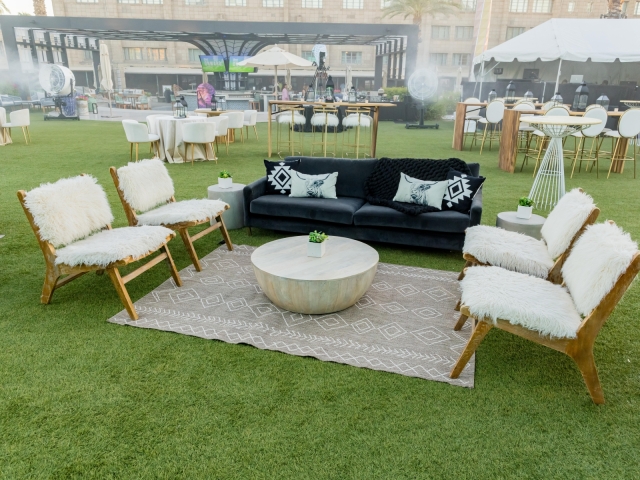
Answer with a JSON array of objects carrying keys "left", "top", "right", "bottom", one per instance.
[
  {"left": 207, "top": 183, "right": 245, "bottom": 230},
  {"left": 251, "top": 236, "right": 379, "bottom": 315},
  {"left": 519, "top": 116, "right": 601, "bottom": 210},
  {"left": 147, "top": 115, "right": 208, "bottom": 163},
  {"left": 496, "top": 211, "right": 546, "bottom": 240}
]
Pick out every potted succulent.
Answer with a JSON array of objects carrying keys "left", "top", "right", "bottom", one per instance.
[
  {"left": 516, "top": 197, "right": 534, "bottom": 220},
  {"left": 218, "top": 170, "right": 233, "bottom": 189},
  {"left": 308, "top": 230, "right": 328, "bottom": 258}
]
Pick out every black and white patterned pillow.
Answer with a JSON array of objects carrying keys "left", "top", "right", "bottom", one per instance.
[
  {"left": 264, "top": 159, "right": 301, "bottom": 195},
  {"left": 442, "top": 169, "right": 485, "bottom": 213}
]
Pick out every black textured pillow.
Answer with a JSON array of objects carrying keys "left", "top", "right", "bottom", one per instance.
[
  {"left": 264, "top": 159, "right": 301, "bottom": 195},
  {"left": 442, "top": 169, "right": 485, "bottom": 213}
]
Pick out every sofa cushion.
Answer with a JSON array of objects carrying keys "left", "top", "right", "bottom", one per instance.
[
  {"left": 353, "top": 203, "right": 470, "bottom": 233},
  {"left": 251, "top": 195, "right": 365, "bottom": 225}
]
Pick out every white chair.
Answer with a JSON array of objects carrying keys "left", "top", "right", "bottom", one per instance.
[
  {"left": 208, "top": 116, "right": 230, "bottom": 155},
  {"left": 462, "top": 97, "right": 482, "bottom": 150},
  {"left": 4, "top": 109, "right": 31, "bottom": 145},
  {"left": 570, "top": 106, "right": 608, "bottom": 178},
  {"left": 512, "top": 102, "right": 537, "bottom": 162},
  {"left": 18, "top": 175, "right": 181, "bottom": 320},
  {"left": 221, "top": 111, "right": 245, "bottom": 143},
  {"left": 110, "top": 159, "right": 232, "bottom": 272},
  {"left": 0, "top": 107, "right": 8, "bottom": 144},
  {"left": 243, "top": 110, "right": 258, "bottom": 140},
  {"left": 276, "top": 107, "right": 306, "bottom": 157},
  {"left": 476, "top": 100, "right": 504, "bottom": 154},
  {"left": 604, "top": 108, "right": 640, "bottom": 178},
  {"left": 122, "top": 119, "right": 160, "bottom": 162},
  {"left": 182, "top": 121, "right": 217, "bottom": 165}
]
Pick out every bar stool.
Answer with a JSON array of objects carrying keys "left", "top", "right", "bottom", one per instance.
[
  {"left": 342, "top": 107, "right": 372, "bottom": 159},
  {"left": 476, "top": 100, "right": 504, "bottom": 154},
  {"left": 603, "top": 108, "right": 640, "bottom": 178},
  {"left": 462, "top": 97, "right": 482, "bottom": 150},
  {"left": 569, "top": 105, "right": 608, "bottom": 178},
  {"left": 522, "top": 106, "right": 569, "bottom": 175},
  {"left": 276, "top": 106, "right": 306, "bottom": 158},
  {"left": 512, "top": 102, "right": 536, "bottom": 164},
  {"left": 310, "top": 106, "right": 339, "bottom": 157}
]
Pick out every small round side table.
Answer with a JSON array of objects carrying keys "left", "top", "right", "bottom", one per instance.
[
  {"left": 208, "top": 183, "right": 245, "bottom": 230},
  {"left": 496, "top": 211, "right": 546, "bottom": 240}
]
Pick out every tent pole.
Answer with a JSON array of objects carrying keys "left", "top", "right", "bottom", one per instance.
[
  {"left": 478, "top": 59, "right": 485, "bottom": 101},
  {"left": 274, "top": 65, "right": 278, "bottom": 96},
  {"left": 554, "top": 58, "right": 563, "bottom": 93}
]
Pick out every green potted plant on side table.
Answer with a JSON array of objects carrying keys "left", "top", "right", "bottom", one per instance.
[
  {"left": 517, "top": 197, "right": 534, "bottom": 220},
  {"left": 218, "top": 170, "right": 233, "bottom": 189},
  {"left": 308, "top": 231, "right": 328, "bottom": 258}
]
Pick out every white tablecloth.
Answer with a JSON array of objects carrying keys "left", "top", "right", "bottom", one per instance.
[{"left": 147, "top": 115, "right": 210, "bottom": 163}]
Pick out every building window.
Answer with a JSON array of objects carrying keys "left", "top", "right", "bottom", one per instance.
[
  {"left": 263, "top": 0, "right": 283, "bottom": 5},
  {"left": 429, "top": 53, "right": 447, "bottom": 66},
  {"left": 123, "top": 47, "right": 143, "bottom": 60},
  {"left": 342, "top": 51, "right": 362, "bottom": 64},
  {"left": 431, "top": 26, "right": 450, "bottom": 40},
  {"left": 83, "top": 50, "right": 93, "bottom": 59},
  {"left": 148, "top": 48, "right": 167, "bottom": 61},
  {"left": 509, "top": 0, "right": 528, "bottom": 12},
  {"left": 301, "top": 50, "right": 315, "bottom": 62},
  {"left": 343, "top": 0, "right": 363, "bottom": 8},
  {"left": 506, "top": 27, "right": 525, "bottom": 39},
  {"left": 225, "top": 0, "right": 246, "bottom": 5},
  {"left": 302, "top": 0, "right": 322, "bottom": 7},
  {"left": 635, "top": 2, "right": 640, "bottom": 15},
  {"left": 587, "top": 2, "right": 593, "bottom": 12},
  {"left": 455, "top": 26, "right": 474, "bottom": 40},
  {"left": 461, "top": 0, "right": 476, "bottom": 11},
  {"left": 532, "top": 0, "right": 551, "bottom": 12},
  {"left": 77, "top": 0, "right": 99, "bottom": 3},
  {"left": 567, "top": 1, "right": 574, "bottom": 11},
  {"left": 186, "top": 0, "right": 204, "bottom": 4},
  {"left": 188, "top": 49, "right": 202, "bottom": 62},
  {"left": 118, "top": 0, "right": 139, "bottom": 3},
  {"left": 380, "top": 0, "right": 392, "bottom": 6},
  {"left": 142, "top": 0, "right": 163, "bottom": 3},
  {"left": 452, "top": 53, "right": 470, "bottom": 66}
]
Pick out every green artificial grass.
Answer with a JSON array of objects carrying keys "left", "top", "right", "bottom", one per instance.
[{"left": 1, "top": 117, "right": 640, "bottom": 479}]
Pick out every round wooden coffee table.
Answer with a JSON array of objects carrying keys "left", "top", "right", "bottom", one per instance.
[{"left": 251, "top": 236, "right": 379, "bottom": 314}]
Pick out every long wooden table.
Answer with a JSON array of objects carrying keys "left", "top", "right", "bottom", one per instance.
[{"left": 267, "top": 100, "right": 395, "bottom": 158}]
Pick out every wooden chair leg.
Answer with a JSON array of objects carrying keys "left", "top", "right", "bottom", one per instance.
[
  {"left": 253, "top": 125, "right": 258, "bottom": 140},
  {"left": 191, "top": 143, "right": 195, "bottom": 166},
  {"left": 41, "top": 266, "right": 59, "bottom": 304},
  {"left": 179, "top": 228, "right": 202, "bottom": 272},
  {"left": 22, "top": 126, "right": 29, "bottom": 145},
  {"left": 453, "top": 312, "right": 469, "bottom": 331},
  {"left": 458, "top": 260, "right": 472, "bottom": 281},
  {"left": 571, "top": 350, "right": 605, "bottom": 404},
  {"left": 479, "top": 124, "right": 489, "bottom": 155},
  {"left": 107, "top": 267, "right": 138, "bottom": 320},
  {"left": 26, "top": 126, "right": 32, "bottom": 143},
  {"left": 130, "top": 143, "right": 133, "bottom": 162},
  {"left": 135, "top": 143, "right": 139, "bottom": 162},
  {"left": 217, "top": 215, "right": 233, "bottom": 251},
  {"left": 454, "top": 299, "right": 461, "bottom": 312},
  {"left": 450, "top": 320, "right": 493, "bottom": 378},
  {"left": 162, "top": 244, "right": 183, "bottom": 287}
]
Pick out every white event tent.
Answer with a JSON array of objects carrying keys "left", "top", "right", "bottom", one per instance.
[{"left": 473, "top": 19, "right": 640, "bottom": 91}]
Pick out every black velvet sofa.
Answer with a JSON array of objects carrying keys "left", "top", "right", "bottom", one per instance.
[{"left": 243, "top": 157, "right": 482, "bottom": 251}]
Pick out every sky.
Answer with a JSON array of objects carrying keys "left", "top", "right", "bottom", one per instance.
[{"left": 3, "top": 0, "right": 55, "bottom": 15}]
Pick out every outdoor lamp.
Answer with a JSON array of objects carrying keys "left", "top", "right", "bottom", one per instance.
[
  {"left": 325, "top": 87, "right": 334, "bottom": 102},
  {"left": 488, "top": 89, "right": 497, "bottom": 103},
  {"left": 505, "top": 81, "right": 516, "bottom": 103},
  {"left": 326, "top": 75, "right": 335, "bottom": 94},
  {"left": 572, "top": 81, "right": 589, "bottom": 111},
  {"left": 173, "top": 99, "right": 186, "bottom": 118},
  {"left": 305, "top": 84, "right": 315, "bottom": 102},
  {"left": 551, "top": 92, "right": 563, "bottom": 106},
  {"left": 596, "top": 94, "right": 610, "bottom": 111},
  {"left": 348, "top": 86, "right": 357, "bottom": 103},
  {"left": 524, "top": 90, "right": 534, "bottom": 101}
]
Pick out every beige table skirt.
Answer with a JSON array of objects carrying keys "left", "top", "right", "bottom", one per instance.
[{"left": 147, "top": 115, "right": 209, "bottom": 163}]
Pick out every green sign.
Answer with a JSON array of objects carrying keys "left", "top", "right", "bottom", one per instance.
[
  {"left": 229, "top": 56, "right": 254, "bottom": 73},
  {"left": 200, "top": 55, "right": 225, "bottom": 73}
]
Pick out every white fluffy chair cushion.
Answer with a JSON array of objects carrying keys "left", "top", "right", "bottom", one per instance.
[
  {"left": 277, "top": 112, "right": 306, "bottom": 125},
  {"left": 463, "top": 225, "right": 554, "bottom": 278},
  {"left": 562, "top": 222, "right": 638, "bottom": 316},
  {"left": 24, "top": 175, "right": 114, "bottom": 247},
  {"left": 116, "top": 159, "right": 175, "bottom": 213},
  {"left": 55, "top": 226, "right": 173, "bottom": 267},
  {"left": 342, "top": 114, "right": 372, "bottom": 128},
  {"left": 136, "top": 199, "right": 228, "bottom": 226},
  {"left": 541, "top": 189, "right": 595, "bottom": 259},
  {"left": 461, "top": 266, "right": 582, "bottom": 339},
  {"left": 311, "top": 113, "right": 339, "bottom": 127}
]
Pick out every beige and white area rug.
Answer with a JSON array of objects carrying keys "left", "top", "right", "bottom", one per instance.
[{"left": 109, "top": 245, "right": 475, "bottom": 387}]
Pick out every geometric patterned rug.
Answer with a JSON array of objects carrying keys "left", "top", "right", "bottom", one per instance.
[{"left": 108, "top": 244, "right": 475, "bottom": 388}]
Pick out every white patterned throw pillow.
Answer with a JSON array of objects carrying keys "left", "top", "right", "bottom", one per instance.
[
  {"left": 289, "top": 171, "right": 338, "bottom": 199},
  {"left": 392, "top": 173, "right": 448, "bottom": 209}
]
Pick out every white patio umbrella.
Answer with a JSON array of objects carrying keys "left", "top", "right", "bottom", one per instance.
[
  {"left": 99, "top": 43, "right": 115, "bottom": 117},
  {"left": 346, "top": 66, "right": 353, "bottom": 91},
  {"left": 238, "top": 46, "right": 312, "bottom": 94}
]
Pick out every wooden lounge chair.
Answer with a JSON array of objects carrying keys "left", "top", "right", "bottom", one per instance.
[
  {"left": 18, "top": 175, "right": 182, "bottom": 320},
  {"left": 110, "top": 159, "right": 233, "bottom": 272},
  {"left": 451, "top": 221, "right": 640, "bottom": 404}
]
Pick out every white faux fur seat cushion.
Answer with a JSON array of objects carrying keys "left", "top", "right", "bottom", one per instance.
[
  {"left": 116, "top": 159, "right": 175, "bottom": 213},
  {"left": 463, "top": 225, "right": 554, "bottom": 278},
  {"left": 461, "top": 266, "right": 582, "bottom": 338},
  {"left": 24, "top": 175, "right": 114, "bottom": 247},
  {"left": 343, "top": 114, "right": 372, "bottom": 128},
  {"left": 562, "top": 222, "right": 638, "bottom": 316},
  {"left": 311, "top": 113, "right": 339, "bottom": 127},
  {"left": 56, "top": 226, "right": 173, "bottom": 267},
  {"left": 541, "top": 189, "right": 595, "bottom": 259},
  {"left": 136, "top": 199, "right": 228, "bottom": 226}
]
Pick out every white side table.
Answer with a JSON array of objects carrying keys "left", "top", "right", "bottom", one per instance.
[
  {"left": 208, "top": 183, "right": 245, "bottom": 230},
  {"left": 496, "top": 211, "right": 546, "bottom": 240}
]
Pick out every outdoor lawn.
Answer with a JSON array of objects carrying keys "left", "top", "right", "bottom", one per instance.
[{"left": 1, "top": 117, "right": 640, "bottom": 478}]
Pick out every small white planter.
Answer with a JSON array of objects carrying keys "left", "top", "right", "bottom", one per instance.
[
  {"left": 516, "top": 205, "right": 533, "bottom": 220},
  {"left": 218, "top": 177, "right": 233, "bottom": 189},
  {"left": 308, "top": 241, "right": 326, "bottom": 258},
  {"left": 76, "top": 100, "right": 89, "bottom": 116}
]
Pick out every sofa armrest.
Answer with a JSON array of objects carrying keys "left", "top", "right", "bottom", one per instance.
[
  {"left": 469, "top": 187, "right": 483, "bottom": 227},
  {"left": 243, "top": 177, "right": 267, "bottom": 227}
]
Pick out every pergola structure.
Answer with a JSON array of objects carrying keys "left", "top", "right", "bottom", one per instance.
[{"left": 0, "top": 15, "right": 418, "bottom": 89}]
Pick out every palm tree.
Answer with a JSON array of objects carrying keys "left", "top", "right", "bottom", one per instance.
[
  {"left": 33, "top": 0, "right": 47, "bottom": 16},
  {"left": 0, "top": 0, "right": 10, "bottom": 14},
  {"left": 382, "top": 0, "right": 459, "bottom": 39}
]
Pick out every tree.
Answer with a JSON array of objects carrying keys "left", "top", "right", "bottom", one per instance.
[
  {"left": 0, "top": 0, "right": 9, "bottom": 14},
  {"left": 382, "top": 0, "right": 459, "bottom": 38},
  {"left": 33, "top": 0, "right": 47, "bottom": 16}
]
